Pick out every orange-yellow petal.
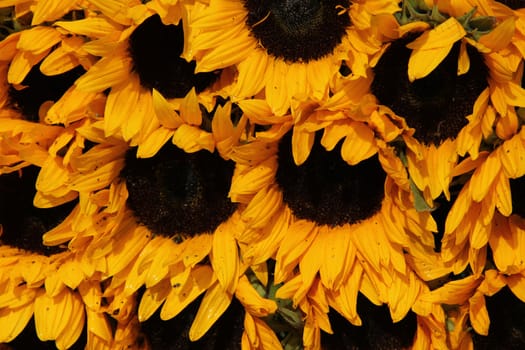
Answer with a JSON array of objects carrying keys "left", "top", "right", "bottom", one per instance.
[
  {"left": 406, "top": 18, "right": 466, "bottom": 81},
  {"left": 188, "top": 282, "right": 232, "bottom": 341},
  {"left": 235, "top": 275, "right": 277, "bottom": 318},
  {"left": 0, "top": 302, "right": 34, "bottom": 342},
  {"left": 211, "top": 220, "right": 240, "bottom": 293}
]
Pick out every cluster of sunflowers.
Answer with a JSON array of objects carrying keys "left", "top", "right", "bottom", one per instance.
[{"left": 1, "top": 0, "right": 525, "bottom": 349}]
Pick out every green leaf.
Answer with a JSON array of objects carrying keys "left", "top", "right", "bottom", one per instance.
[{"left": 409, "top": 178, "right": 433, "bottom": 212}]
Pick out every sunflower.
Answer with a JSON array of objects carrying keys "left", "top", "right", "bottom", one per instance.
[
  {"left": 0, "top": 5, "right": 99, "bottom": 104},
  {"left": 0, "top": 165, "right": 124, "bottom": 349},
  {"left": 0, "top": 2, "right": 109, "bottom": 179},
  {"left": 370, "top": 0, "right": 525, "bottom": 208},
  {"left": 184, "top": 0, "right": 399, "bottom": 116},
  {"left": 4, "top": 0, "right": 525, "bottom": 348},
  {"left": 45, "top": 88, "right": 284, "bottom": 347},
  {"left": 227, "top": 89, "right": 447, "bottom": 349},
  {"left": 0, "top": 0, "right": 100, "bottom": 26},
  {"left": 72, "top": 0, "right": 231, "bottom": 152},
  {"left": 440, "top": 126, "right": 525, "bottom": 275},
  {"left": 417, "top": 267, "right": 525, "bottom": 349}
]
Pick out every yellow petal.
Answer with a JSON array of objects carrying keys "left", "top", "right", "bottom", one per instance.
[
  {"left": 195, "top": 30, "right": 255, "bottom": 73},
  {"left": 192, "top": 18, "right": 245, "bottom": 51},
  {"left": 191, "top": 0, "right": 245, "bottom": 30},
  {"left": 138, "top": 280, "right": 171, "bottom": 322},
  {"left": 274, "top": 274, "right": 301, "bottom": 301},
  {"left": 45, "top": 272, "right": 66, "bottom": 298},
  {"left": 507, "top": 273, "right": 525, "bottom": 302},
  {"left": 240, "top": 184, "right": 282, "bottom": 230},
  {"left": 105, "top": 225, "right": 152, "bottom": 277},
  {"left": 406, "top": 18, "right": 466, "bottom": 81},
  {"left": 0, "top": 282, "right": 39, "bottom": 308},
  {"left": 236, "top": 99, "right": 276, "bottom": 125},
  {"left": 211, "top": 220, "right": 240, "bottom": 293},
  {"left": 494, "top": 171, "right": 512, "bottom": 217},
  {"left": 230, "top": 157, "right": 277, "bottom": 197},
  {"left": 136, "top": 127, "right": 173, "bottom": 158},
  {"left": 242, "top": 208, "right": 290, "bottom": 265},
  {"left": 502, "top": 81, "right": 525, "bottom": 107},
  {"left": 55, "top": 17, "right": 123, "bottom": 38},
  {"left": 421, "top": 275, "right": 481, "bottom": 305},
  {"left": 78, "top": 281, "right": 103, "bottom": 311},
  {"left": 31, "top": 0, "right": 77, "bottom": 25},
  {"left": 340, "top": 122, "right": 377, "bottom": 165},
  {"left": 457, "top": 39, "right": 470, "bottom": 76},
  {"left": 46, "top": 87, "right": 103, "bottom": 125},
  {"left": 188, "top": 282, "right": 232, "bottom": 341},
  {"left": 292, "top": 128, "right": 315, "bottom": 165},
  {"left": 179, "top": 88, "right": 202, "bottom": 126},
  {"left": 0, "top": 302, "right": 34, "bottom": 342},
  {"left": 469, "top": 153, "right": 502, "bottom": 202},
  {"left": 321, "top": 121, "right": 353, "bottom": 151},
  {"left": 479, "top": 17, "right": 515, "bottom": 51},
  {"left": 489, "top": 215, "right": 519, "bottom": 273},
  {"left": 479, "top": 270, "right": 506, "bottom": 296},
  {"left": 242, "top": 313, "right": 282, "bottom": 350},
  {"left": 58, "top": 260, "right": 84, "bottom": 289},
  {"left": 390, "top": 271, "right": 421, "bottom": 322},
  {"left": 172, "top": 124, "right": 215, "bottom": 153},
  {"left": 275, "top": 221, "right": 318, "bottom": 284},
  {"left": 409, "top": 43, "right": 455, "bottom": 82},
  {"left": 104, "top": 77, "right": 141, "bottom": 137},
  {"left": 231, "top": 52, "right": 269, "bottom": 99},
  {"left": 498, "top": 131, "right": 525, "bottom": 178},
  {"left": 326, "top": 265, "right": 363, "bottom": 326},
  {"left": 182, "top": 234, "right": 213, "bottom": 268},
  {"left": 0, "top": 31, "right": 20, "bottom": 61},
  {"left": 75, "top": 55, "right": 130, "bottom": 92},
  {"left": 84, "top": 0, "right": 134, "bottom": 25},
  {"left": 160, "top": 266, "right": 215, "bottom": 321},
  {"left": 444, "top": 185, "right": 472, "bottom": 234},
  {"left": 250, "top": 262, "right": 268, "bottom": 288},
  {"left": 85, "top": 309, "right": 112, "bottom": 342},
  {"left": 319, "top": 228, "right": 356, "bottom": 290},
  {"left": 144, "top": 242, "right": 173, "bottom": 288},
  {"left": 55, "top": 292, "right": 85, "bottom": 350},
  {"left": 17, "top": 26, "right": 62, "bottom": 55},
  {"left": 152, "top": 89, "right": 183, "bottom": 129},
  {"left": 469, "top": 292, "right": 489, "bottom": 336},
  {"left": 124, "top": 235, "right": 164, "bottom": 295},
  {"left": 40, "top": 43, "right": 80, "bottom": 76},
  {"left": 68, "top": 158, "right": 124, "bottom": 193},
  {"left": 266, "top": 60, "right": 291, "bottom": 116},
  {"left": 398, "top": 21, "right": 430, "bottom": 37},
  {"left": 36, "top": 156, "right": 68, "bottom": 193},
  {"left": 8, "top": 50, "right": 50, "bottom": 85},
  {"left": 235, "top": 275, "right": 277, "bottom": 317},
  {"left": 34, "top": 288, "right": 79, "bottom": 342}
]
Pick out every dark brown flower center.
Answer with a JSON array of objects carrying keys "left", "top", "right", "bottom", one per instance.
[
  {"left": 276, "top": 131, "right": 385, "bottom": 226},
  {"left": 128, "top": 14, "right": 220, "bottom": 98},
  {"left": 121, "top": 143, "right": 237, "bottom": 236},
  {"left": 242, "top": 0, "right": 350, "bottom": 62},
  {"left": 8, "top": 63, "right": 85, "bottom": 122},
  {"left": 509, "top": 175, "right": 525, "bottom": 218},
  {"left": 0, "top": 166, "right": 76, "bottom": 255},
  {"left": 371, "top": 36, "right": 488, "bottom": 145}
]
